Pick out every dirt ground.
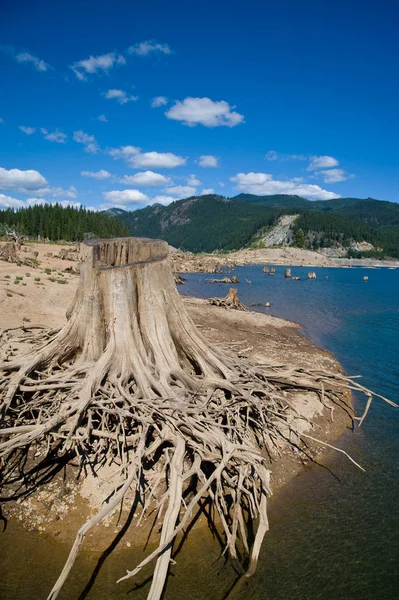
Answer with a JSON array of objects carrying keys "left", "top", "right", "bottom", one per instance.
[
  {"left": 0, "top": 241, "right": 353, "bottom": 550},
  {"left": 170, "top": 246, "right": 336, "bottom": 273},
  {"left": 227, "top": 246, "right": 335, "bottom": 266},
  {"left": 0, "top": 241, "right": 78, "bottom": 329}
]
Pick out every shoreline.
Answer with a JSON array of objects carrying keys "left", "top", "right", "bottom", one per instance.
[
  {"left": 169, "top": 247, "right": 399, "bottom": 273},
  {"left": 1, "top": 241, "right": 353, "bottom": 551}
]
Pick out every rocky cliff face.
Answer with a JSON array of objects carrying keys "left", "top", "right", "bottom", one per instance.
[{"left": 253, "top": 214, "right": 298, "bottom": 247}]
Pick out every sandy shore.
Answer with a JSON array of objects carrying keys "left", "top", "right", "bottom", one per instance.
[
  {"left": 0, "top": 241, "right": 352, "bottom": 550},
  {"left": 170, "top": 246, "right": 335, "bottom": 273},
  {"left": 170, "top": 245, "right": 399, "bottom": 272}
]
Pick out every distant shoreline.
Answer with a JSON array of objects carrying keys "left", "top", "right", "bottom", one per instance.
[{"left": 169, "top": 246, "right": 399, "bottom": 273}]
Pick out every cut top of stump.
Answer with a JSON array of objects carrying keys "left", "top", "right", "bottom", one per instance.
[{"left": 83, "top": 237, "right": 169, "bottom": 270}]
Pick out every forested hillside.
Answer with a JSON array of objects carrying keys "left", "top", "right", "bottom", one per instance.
[
  {"left": 292, "top": 210, "right": 399, "bottom": 257},
  {"left": 0, "top": 204, "right": 129, "bottom": 241},
  {"left": 231, "top": 194, "right": 311, "bottom": 209},
  {"left": 4, "top": 195, "right": 396, "bottom": 255},
  {"left": 112, "top": 193, "right": 399, "bottom": 258},
  {"left": 292, "top": 212, "right": 376, "bottom": 248},
  {"left": 117, "top": 195, "right": 295, "bottom": 252}
]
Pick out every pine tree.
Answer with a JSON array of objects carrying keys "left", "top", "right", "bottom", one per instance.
[{"left": 294, "top": 228, "right": 306, "bottom": 248}]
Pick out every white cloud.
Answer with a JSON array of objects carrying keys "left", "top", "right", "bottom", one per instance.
[
  {"left": 81, "top": 170, "right": 111, "bottom": 180},
  {"left": 308, "top": 155, "right": 339, "bottom": 171},
  {"left": 202, "top": 188, "right": 214, "bottom": 195},
  {"left": 187, "top": 174, "right": 201, "bottom": 186},
  {"left": 96, "top": 114, "right": 108, "bottom": 122},
  {"left": 164, "top": 185, "right": 196, "bottom": 198},
  {"left": 108, "top": 145, "right": 140, "bottom": 159},
  {"left": 73, "top": 130, "right": 99, "bottom": 153},
  {"left": 291, "top": 154, "right": 307, "bottom": 161},
  {"left": 103, "top": 189, "right": 149, "bottom": 206},
  {"left": 265, "top": 152, "right": 351, "bottom": 182},
  {"left": 19, "top": 126, "right": 36, "bottom": 135},
  {"left": 150, "top": 195, "right": 175, "bottom": 206},
  {"left": 0, "top": 193, "right": 25, "bottom": 208},
  {"left": 266, "top": 150, "right": 307, "bottom": 162},
  {"left": 24, "top": 197, "right": 46, "bottom": 206},
  {"left": 50, "top": 186, "right": 77, "bottom": 198},
  {"left": 40, "top": 128, "right": 67, "bottom": 143},
  {"left": 151, "top": 96, "right": 168, "bottom": 108},
  {"left": 127, "top": 41, "right": 172, "bottom": 56},
  {"left": 129, "top": 151, "right": 186, "bottom": 169},
  {"left": 318, "top": 169, "right": 355, "bottom": 183},
  {"left": 0, "top": 118, "right": 4, "bottom": 123},
  {"left": 231, "top": 172, "right": 340, "bottom": 200},
  {"left": 265, "top": 150, "right": 279, "bottom": 161},
  {"left": 15, "top": 51, "right": 50, "bottom": 72},
  {"left": 32, "top": 185, "right": 78, "bottom": 198},
  {"left": 0, "top": 193, "right": 81, "bottom": 209},
  {"left": 119, "top": 171, "right": 171, "bottom": 186},
  {"left": 104, "top": 89, "right": 138, "bottom": 104},
  {"left": 166, "top": 97, "right": 244, "bottom": 128},
  {"left": 108, "top": 146, "right": 186, "bottom": 168},
  {"left": 0, "top": 167, "right": 48, "bottom": 192},
  {"left": 71, "top": 52, "right": 126, "bottom": 80},
  {"left": 198, "top": 155, "right": 218, "bottom": 168}
]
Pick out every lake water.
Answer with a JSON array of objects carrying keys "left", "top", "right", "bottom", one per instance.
[
  {"left": 181, "top": 265, "right": 399, "bottom": 600},
  {"left": 1, "top": 265, "right": 398, "bottom": 599}
]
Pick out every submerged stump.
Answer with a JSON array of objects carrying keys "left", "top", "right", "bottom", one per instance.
[{"left": 0, "top": 237, "right": 394, "bottom": 600}]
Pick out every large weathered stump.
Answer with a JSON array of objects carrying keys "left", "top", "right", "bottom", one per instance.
[{"left": 62, "top": 237, "right": 232, "bottom": 397}]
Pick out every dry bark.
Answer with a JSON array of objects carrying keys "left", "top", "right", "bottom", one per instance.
[{"left": 0, "top": 236, "right": 395, "bottom": 600}]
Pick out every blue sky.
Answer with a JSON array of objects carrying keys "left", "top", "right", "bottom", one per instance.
[{"left": 1, "top": 0, "right": 398, "bottom": 211}]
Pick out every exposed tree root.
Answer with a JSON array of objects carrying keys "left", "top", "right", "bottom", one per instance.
[
  {"left": 0, "top": 237, "right": 396, "bottom": 600},
  {"left": 0, "top": 242, "right": 21, "bottom": 264}
]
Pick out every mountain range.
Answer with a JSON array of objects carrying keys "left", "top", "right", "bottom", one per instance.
[{"left": 105, "top": 194, "right": 399, "bottom": 258}]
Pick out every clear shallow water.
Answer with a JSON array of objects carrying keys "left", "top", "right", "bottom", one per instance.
[
  {"left": 182, "top": 265, "right": 399, "bottom": 599},
  {"left": 1, "top": 265, "right": 398, "bottom": 600}
]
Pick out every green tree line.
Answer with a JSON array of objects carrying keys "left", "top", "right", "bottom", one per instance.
[
  {"left": 0, "top": 204, "right": 129, "bottom": 241},
  {"left": 292, "top": 211, "right": 399, "bottom": 258}
]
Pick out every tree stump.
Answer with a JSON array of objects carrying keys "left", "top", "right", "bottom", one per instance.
[
  {"left": 0, "top": 242, "right": 21, "bottom": 264},
  {"left": 209, "top": 287, "right": 248, "bottom": 311}
]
